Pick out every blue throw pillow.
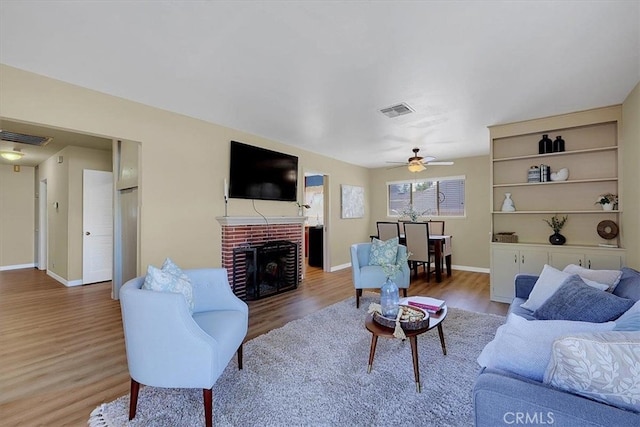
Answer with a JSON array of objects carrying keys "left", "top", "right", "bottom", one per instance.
[
  {"left": 369, "top": 237, "right": 399, "bottom": 266},
  {"left": 613, "top": 267, "right": 640, "bottom": 301},
  {"left": 533, "top": 275, "right": 634, "bottom": 323}
]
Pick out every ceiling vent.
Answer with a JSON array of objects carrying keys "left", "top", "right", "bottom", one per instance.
[
  {"left": 0, "top": 130, "right": 53, "bottom": 146},
  {"left": 380, "top": 102, "right": 414, "bottom": 118}
]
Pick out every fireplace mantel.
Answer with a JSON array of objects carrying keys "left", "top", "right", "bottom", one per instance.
[{"left": 216, "top": 216, "right": 306, "bottom": 226}]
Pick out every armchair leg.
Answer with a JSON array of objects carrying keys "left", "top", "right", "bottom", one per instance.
[
  {"left": 356, "top": 289, "right": 362, "bottom": 308},
  {"left": 237, "top": 343, "right": 243, "bottom": 370},
  {"left": 203, "top": 388, "right": 213, "bottom": 427},
  {"left": 128, "top": 378, "right": 140, "bottom": 421}
]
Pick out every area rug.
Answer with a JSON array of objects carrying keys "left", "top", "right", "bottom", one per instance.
[{"left": 89, "top": 293, "right": 504, "bottom": 426}]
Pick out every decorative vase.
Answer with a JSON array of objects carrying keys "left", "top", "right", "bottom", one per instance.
[
  {"left": 553, "top": 136, "right": 565, "bottom": 152},
  {"left": 549, "top": 232, "right": 566, "bottom": 245},
  {"left": 539, "top": 134, "right": 553, "bottom": 154},
  {"left": 380, "top": 277, "right": 399, "bottom": 318},
  {"left": 602, "top": 203, "right": 614, "bottom": 211},
  {"left": 501, "top": 193, "right": 516, "bottom": 212},
  {"left": 298, "top": 207, "right": 304, "bottom": 216}
]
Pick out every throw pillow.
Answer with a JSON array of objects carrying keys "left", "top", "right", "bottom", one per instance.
[
  {"left": 563, "top": 263, "right": 622, "bottom": 292},
  {"left": 614, "top": 267, "right": 640, "bottom": 301},
  {"left": 533, "top": 275, "right": 634, "bottom": 322},
  {"left": 544, "top": 331, "right": 640, "bottom": 413},
  {"left": 615, "top": 300, "right": 640, "bottom": 331},
  {"left": 142, "top": 263, "right": 194, "bottom": 312},
  {"left": 520, "top": 264, "right": 571, "bottom": 311},
  {"left": 477, "top": 313, "right": 615, "bottom": 382},
  {"left": 369, "top": 237, "right": 399, "bottom": 266}
]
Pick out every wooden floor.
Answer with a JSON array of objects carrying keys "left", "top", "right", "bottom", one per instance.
[{"left": 0, "top": 264, "right": 507, "bottom": 426}]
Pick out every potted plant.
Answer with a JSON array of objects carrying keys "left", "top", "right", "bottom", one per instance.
[
  {"left": 595, "top": 193, "right": 618, "bottom": 211},
  {"left": 294, "top": 201, "right": 310, "bottom": 216},
  {"left": 543, "top": 214, "right": 568, "bottom": 245}
]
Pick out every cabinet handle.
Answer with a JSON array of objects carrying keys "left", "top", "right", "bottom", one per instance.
[
  {"left": 521, "top": 255, "right": 525, "bottom": 264},
  {"left": 514, "top": 254, "right": 517, "bottom": 264},
  {"left": 588, "top": 259, "right": 591, "bottom": 269},
  {"left": 579, "top": 259, "right": 582, "bottom": 267}
]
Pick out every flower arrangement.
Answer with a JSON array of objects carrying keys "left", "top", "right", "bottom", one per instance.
[
  {"left": 393, "top": 203, "right": 428, "bottom": 222},
  {"left": 543, "top": 214, "right": 568, "bottom": 233},
  {"left": 595, "top": 193, "right": 618, "bottom": 206}
]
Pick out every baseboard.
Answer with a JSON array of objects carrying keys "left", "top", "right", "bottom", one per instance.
[
  {"left": 0, "top": 263, "right": 35, "bottom": 271},
  {"left": 46, "top": 270, "right": 83, "bottom": 287},
  {"left": 330, "top": 263, "right": 351, "bottom": 272}
]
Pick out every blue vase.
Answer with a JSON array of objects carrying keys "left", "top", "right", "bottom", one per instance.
[{"left": 380, "top": 277, "right": 399, "bottom": 318}]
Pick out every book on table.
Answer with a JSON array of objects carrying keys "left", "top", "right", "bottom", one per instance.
[{"left": 406, "top": 296, "right": 445, "bottom": 313}]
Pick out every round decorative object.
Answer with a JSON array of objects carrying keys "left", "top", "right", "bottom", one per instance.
[
  {"left": 549, "top": 232, "right": 566, "bottom": 245},
  {"left": 373, "top": 305, "right": 429, "bottom": 330},
  {"left": 597, "top": 220, "right": 619, "bottom": 240}
]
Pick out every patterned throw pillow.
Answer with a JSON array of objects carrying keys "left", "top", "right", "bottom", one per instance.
[
  {"left": 369, "top": 237, "right": 399, "bottom": 266},
  {"left": 142, "top": 259, "right": 194, "bottom": 312},
  {"left": 544, "top": 331, "right": 640, "bottom": 413},
  {"left": 533, "top": 275, "right": 634, "bottom": 322}
]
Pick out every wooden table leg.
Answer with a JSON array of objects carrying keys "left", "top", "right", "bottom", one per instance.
[
  {"left": 409, "top": 336, "right": 421, "bottom": 393},
  {"left": 367, "top": 334, "right": 378, "bottom": 373},
  {"left": 445, "top": 254, "right": 452, "bottom": 276},
  {"left": 434, "top": 240, "right": 442, "bottom": 282},
  {"left": 437, "top": 323, "right": 447, "bottom": 355}
]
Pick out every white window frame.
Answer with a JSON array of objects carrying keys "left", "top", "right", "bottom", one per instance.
[{"left": 386, "top": 174, "right": 466, "bottom": 218}]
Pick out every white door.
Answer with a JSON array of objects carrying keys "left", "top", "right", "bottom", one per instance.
[{"left": 83, "top": 170, "right": 113, "bottom": 284}]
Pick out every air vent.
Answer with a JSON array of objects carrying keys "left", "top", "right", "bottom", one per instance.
[
  {"left": 0, "top": 130, "right": 53, "bottom": 146},
  {"left": 380, "top": 102, "right": 414, "bottom": 118}
]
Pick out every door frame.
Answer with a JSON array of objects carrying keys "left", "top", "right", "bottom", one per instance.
[{"left": 37, "top": 179, "right": 47, "bottom": 270}]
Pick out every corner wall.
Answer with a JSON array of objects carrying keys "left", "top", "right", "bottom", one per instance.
[{"left": 0, "top": 164, "right": 35, "bottom": 269}]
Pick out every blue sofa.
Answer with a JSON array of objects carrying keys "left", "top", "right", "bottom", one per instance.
[{"left": 473, "top": 268, "right": 640, "bottom": 427}]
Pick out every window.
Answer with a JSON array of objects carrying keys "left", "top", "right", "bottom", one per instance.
[{"left": 387, "top": 176, "right": 465, "bottom": 217}]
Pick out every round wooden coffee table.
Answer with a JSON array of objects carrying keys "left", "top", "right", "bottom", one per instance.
[{"left": 365, "top": 303, "right": 447, "bottom": 392}]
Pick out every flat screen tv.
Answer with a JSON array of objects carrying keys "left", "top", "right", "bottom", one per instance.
[{"left": 229, "top": 141, "right": 298, "bottom": 202}]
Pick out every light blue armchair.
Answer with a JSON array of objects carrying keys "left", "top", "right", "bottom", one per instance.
[
  {"left": 350, "top": 243, "right": 411, "bottom": 308},
  {"left": 120, "top": 268, "right": 248, "bottom": 427}
]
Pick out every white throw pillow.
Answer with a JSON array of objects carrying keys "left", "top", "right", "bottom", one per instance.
[
  {"left": 520, "top": 264, "right": 571, "bottom": 311},
  {"left": 544, "top": 331, "right": 640, "bottom": 413},
  {"left": 563, "top": 264, "right": 622, "bottom": 292},
  {"left": 477, "top": 313, "right": 616, "bottom": 382},
  {"left": 521, "top": 264, "right": 608, "bottom": 312},
  {"left": 142, "top": 262, "right": 194, "bottom": 312}
]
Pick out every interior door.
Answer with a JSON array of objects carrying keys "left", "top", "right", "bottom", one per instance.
[{"left": 83, "top": 169, "right": 113, "bottom": 284}]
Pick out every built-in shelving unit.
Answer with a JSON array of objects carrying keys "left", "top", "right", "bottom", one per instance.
[{"left": 488, "top": 106, "right": 626, "bottom": 302}]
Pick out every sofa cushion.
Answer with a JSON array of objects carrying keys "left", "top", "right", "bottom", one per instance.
[
  {"left": 533, "top": 275, "right": 634, "bottom": 322},
  {"left": 368, "top": 237, "right": 399, "bottom": 266},
  {"left": 563, "top": 264, "right": 622, "bottom": 292},
  {"left": 142, "top": 261, "right": 194, "bottom": 312},
  {"left": 613, "top": 267, "right": 640, "bottom": 301},
  {"left": 543, "top": 331, "right": 640, "bottom": 413},
  {"left": 477, "top": 313, "right": 615, "bottom": 382},
  {"left": 614, "top": 300, "right": 640, "bottom": 331}
]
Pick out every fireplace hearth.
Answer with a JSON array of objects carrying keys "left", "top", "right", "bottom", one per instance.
[{"left": 233, "top": 240, "right": 299, "bottom": 300}]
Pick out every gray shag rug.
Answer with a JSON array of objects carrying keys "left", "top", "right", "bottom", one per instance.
[{"left": 89, "top": 293, "right": 504, "bottom": 426}]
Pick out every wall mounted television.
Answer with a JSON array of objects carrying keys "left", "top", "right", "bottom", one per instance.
[{"left": 229, "top": 141, "right": 299, "bottom": 202}]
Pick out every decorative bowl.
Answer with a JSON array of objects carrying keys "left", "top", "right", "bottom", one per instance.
[{"left": 373, "top": 304, "right": 430, "bottom": 330}]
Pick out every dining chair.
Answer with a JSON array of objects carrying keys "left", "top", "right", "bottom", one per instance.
[
  {"left": 376, "top": 221, "right": 401, "bottom": 242},
  {"left": 403, "top": 222, "right": 434, "bottom": 281}
]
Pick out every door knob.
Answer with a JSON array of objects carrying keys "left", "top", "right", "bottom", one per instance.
[{"left": 85, "top": 231, "right": 91, "bottom": 236}]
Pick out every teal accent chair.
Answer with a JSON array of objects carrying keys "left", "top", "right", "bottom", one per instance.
[
  {"left": 120, "top": 268, "right": 248, "bottom": 427},
  {"left": 350, "top": 242, "right": 411, "bottom": 308}
]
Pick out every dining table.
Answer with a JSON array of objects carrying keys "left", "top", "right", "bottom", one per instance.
[{"left": 369, "top": 233, "right": 452, "bottom": 282}]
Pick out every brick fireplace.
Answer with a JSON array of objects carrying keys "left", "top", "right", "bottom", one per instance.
[{"left": 216, "top": 216, "right": 305, "bottom": 300}]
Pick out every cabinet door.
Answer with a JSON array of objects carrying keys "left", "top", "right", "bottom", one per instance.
[
  {"left": 491, "top": 247, "right": 520, "bottom": 303},
  {"left": 519, "top": 249, "right": 548, "bottom": 275},
  {"left": 585, "top": 253, "right": 623, "bottom": 270},
  {"left": 548, "top": 251, "right": 585, "bottom": 270}
]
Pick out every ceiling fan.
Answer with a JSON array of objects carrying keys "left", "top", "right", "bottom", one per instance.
[{"left": 387, "top": 148, "right": 454, "bottom": 172}]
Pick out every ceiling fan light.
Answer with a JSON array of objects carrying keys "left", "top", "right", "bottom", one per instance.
[
  {"left": 0, "top": 150, "right": 24, "bottom": 161},
  {"left": 408, "top": 161, "right": 425, "bottom": 172}
]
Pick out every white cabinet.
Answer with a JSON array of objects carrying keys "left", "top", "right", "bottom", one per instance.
[
  {"left": 491, "top": 245, "right": 548, "bottom": 303},
  {"left": 491, "top": 243, "right": 626, "bottom": 302},
  {"left": 548, "top": 249, "right": 625, "bottom": 270}
]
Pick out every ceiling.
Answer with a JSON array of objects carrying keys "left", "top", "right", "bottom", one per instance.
[{"left": 1, "top": 1, "right": 638, "bottom": 169}]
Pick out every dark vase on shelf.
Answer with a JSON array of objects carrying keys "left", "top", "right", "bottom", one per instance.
[
  {"left": 553, "top": 136, "right": 565, "bottom": 152},
  {"left": 539, "top": 134, "right": 553, "bottom": 154},
  {"left": 549, "top": 232, "right": 566, "bottom": 245}
]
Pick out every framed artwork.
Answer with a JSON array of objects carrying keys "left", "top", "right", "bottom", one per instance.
[{"left": 341, "top": 185, "right": 364, "bottom": 218}]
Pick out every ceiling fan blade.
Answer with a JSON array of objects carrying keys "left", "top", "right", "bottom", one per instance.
[
  {"left": 426, "top": 161, "right": 454, "bottom": 166},
  {"left": 422, "top": 156, "right": 436, "bottom": 163},
  {"left": 385, "top": 161, "right": 409, "bottom": 165}
]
